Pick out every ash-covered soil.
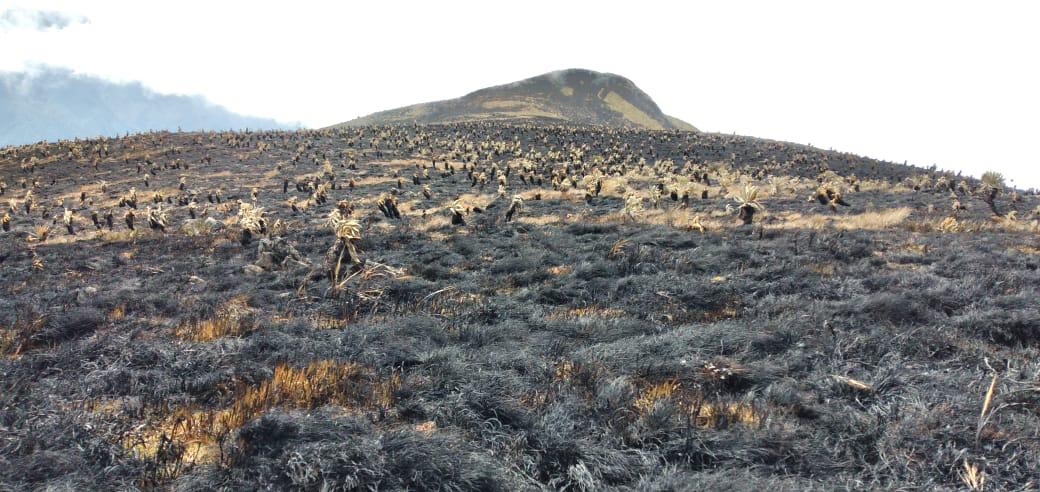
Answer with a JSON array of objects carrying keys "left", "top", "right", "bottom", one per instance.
[{"left": 1, "top": 123, "right": 1039, "bottom": 490}]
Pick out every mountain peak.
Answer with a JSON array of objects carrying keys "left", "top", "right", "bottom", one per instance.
[
  {"left": 334, "top": 69, "right": 696, "bottom": 131},
  {"left": 492, "top": 68, "right": 630, "bottom": 88},
  {"left": 468, "top": 69, "right": 636, "bottom": 96}
]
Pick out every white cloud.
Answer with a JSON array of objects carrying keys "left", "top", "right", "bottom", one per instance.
[
  {"left": 0, "top": 7, "right": 87, "bottom": 31},
  {"left": 1, "top": 0, "right": 1038, "bottom": 187}
]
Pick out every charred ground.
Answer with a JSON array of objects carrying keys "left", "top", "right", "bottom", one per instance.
[{"left": 1, "top": 123, "right": 1039, "bottom": 490}]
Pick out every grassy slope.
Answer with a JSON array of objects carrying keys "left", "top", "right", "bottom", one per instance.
[{"left": 666, "top": 115, "right": 699, "bottom": 132}]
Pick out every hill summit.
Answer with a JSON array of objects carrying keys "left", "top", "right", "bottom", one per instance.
[{"left": 334, "top": 68, "right": 696, "bottom": 131}]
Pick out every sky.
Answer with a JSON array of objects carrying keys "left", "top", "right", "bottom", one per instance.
[{"left": 2, "top": 1, "right": 1038, "bottom": 188}]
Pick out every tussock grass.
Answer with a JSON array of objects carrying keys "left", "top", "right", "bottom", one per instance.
[
  {"left": 546, "top": 305, "right": 627, "bottom": 320},
  {"left": 546, "top": 265, "right": 573, "bottom": 276},
  {"left": 634, "top": 380, "right": 679, "bottom": 413},
  {"left": 124, "top": 360, "right": 399, "bottom": 473},
  {"left": 769, "top": 207, "right": 912, "bottom": 230},
  {"left": 0, "top": 326, "right": 17, "bottom": 357},
  {"left": 108, "top": 304, "right": 126, "bottom": 321},
  {"left": 518, "top": 214, "right": 566, "bottom": 225},
  {"left": 632, "top": 380, "right": 762, "bottom": 428},
  {"left": 695, "top": 400, "right": 762, "bottom": 428},
  {"left": 174, "top": 295, "right": 255, "bottom": 341},
  {"left": 637, "top": 208, "right": 718, "bottom": 231}
]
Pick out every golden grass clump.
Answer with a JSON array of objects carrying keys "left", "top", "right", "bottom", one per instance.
[
  {"left": 938, "top": 216, "right": 962, "bottom": 233},
  {"left": 637, "top": 208, "right": 714, "bottom": 232},
  {"left": 553, "top": 361, "right": 577, "bottom": 382},
  {"left": 959, "top": 461, "right": 986, "bottom": 491},
  {"left": 227, "top": 361, "right": 371, "bottom": 421},
  {"left": 607, "top": 238, "right": 630, "bottom": 259},
  {"left": 634, "top": 380, "right": 679, "bottom": 413},
  {"left": 546, "top": 265, "right": 573, "bottom": 276},
  {"left": 546, "top": 305, "right": 627, "bottom": 320},
  {"left": 833, "top": 375, "right": 874, "bottom": 392},
  {"left": 125, "top": 360, "right": 399, "bottom": 472},
  {"left": 768, "top": 207, "right": 911, "bottom": 231},
  {"left": 837, "top": 207, "right": 910, "bottom": 229},
  {"left": 0, "top": 326, "right": 17, "bottom": 357},
  {"left": 108, "top": 304, "right": 126, "bottom": 321},
  {"left": 0, "top": 315, "right": 47, "bottom": 357},
  {"left": 700, "top": 301, "right": 741, "bottom": 322},
  {"left": 630, "top": 379, "right": 763, "bottom": 429},
  {"left": 694, "top": 401, "right": 762, "bottom": 428},
  {"left": 517, "top": 213, "right": 566, "bottom": 226},
  {"left": 174, "top": 296, "right": 255, "bottom": 341}
]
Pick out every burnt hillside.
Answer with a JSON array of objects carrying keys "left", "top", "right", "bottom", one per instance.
[{"left": 1, "top": 122, "right": 1039, "bottom": 490}]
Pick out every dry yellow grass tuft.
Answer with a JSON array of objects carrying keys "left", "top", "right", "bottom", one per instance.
[
  {"left": 959, "top": 461, "right": 986, "bottom": 491},
  {"left": 415, "top": 214, "right": 451, "bottom": 233},
  {"left": 938, "top": 216, "right": 962, "bottom": 233},
  {"left": 810, "top": 262, "right": 836, "bottom": 277},
  {"left": 1013, "top": 244, "right": 1040, "bottom": 255},
  {"left": 517, "top": 214, "right": 565, "bottom": 226},
  {"left": 546, "top": 265, "right": 573, "bottom": 276},
  {"left": 98, "top": 229, "right": 138, "bottom": 243},
  {"left": 0, "top": 326, "right": 16, "bottom": 357},
  {"left": 124, "top": 360, "right": 399, "bottom": 473},
  {"left": 694, "top": 401, "right": 762, "bottom": 428},
  {"left": 1, "top": 315, "right": 48, "bottom": 357},
  {"left": 414, "top": 420, "right": 438, "bottom": 435},
  {"left": 701, "top": 302, "right": 741, "bottom": 322},
  {"left": 839, "top": 207, "right": 912, "bottom": 229},
  {"left": 631, "top": 379, "right": 763, "bottom": 429},
  {"left": 352, "top": 175, "right": 397, "bottom": 187},
  {"left": 770, "top": 207, "right": 911, "bottom": 231},
  {"left": 174, "top": 295, "right": 254, "bottom": 341},
  {"left": 634, "top": 380, "right": 679, "bottom": 413},
  {"left": 553, "top": 361, "right": 577, "bottom": 382},
  {"left": 547, "top": 305, "right": 626, "bottom": 320},
  {"left": 649, "top": 208, "right": 715, "bottom": 231},
  {"left": 833, "top": 375, "right": 873, "bottom": 392},
  {"left": 108, "top": 304, "right": 126, "bottom": 321},
  {"left": 439, "top": 192, "right": 495, "bottom": 212}
]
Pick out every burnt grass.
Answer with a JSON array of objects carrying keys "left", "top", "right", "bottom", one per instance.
[{"left": 2, "top": 123, "right": 1040, "bottom": 490}]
